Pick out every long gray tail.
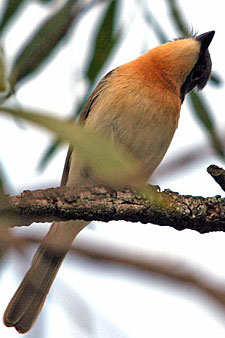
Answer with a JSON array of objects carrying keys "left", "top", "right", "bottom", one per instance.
[{"left": 3, "top": 220, "right": 88, "bottom": 333}]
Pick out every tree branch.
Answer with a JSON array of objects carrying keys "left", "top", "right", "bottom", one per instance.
[
  {"left": 207, "top": 164, "right": 225, "bottom": 192},
  {"left": 1, "top": 183, "right": 224, "bottom": 233}
]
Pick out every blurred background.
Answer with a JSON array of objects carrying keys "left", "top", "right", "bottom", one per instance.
[{"left": 0, "top": 0, "right": 225, "bottom": 337}]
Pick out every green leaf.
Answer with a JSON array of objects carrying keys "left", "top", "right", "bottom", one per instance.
[
  {"left": 86, "top": 0, "right": 120, "bottom": 85},
  {"left": 166, "top": 0, "right": 189, "bottom": 36},
  {"left": 0, "top": 46, "right": 9, "bottom": 93},
  {"left": 140, "top": 0, "right": 168, "bottom": 44},
  {"left": 166, "top": 0, "right": 223, "bottom": 158},
  {"left": 189, "top": 92, "right": 225, "bottom": 159},
  {"left": 39, "top": 0, "right": 54, "bottom": 3},
  {"left": 0, "top": 161, "right": 12, "bottom": 195},
  {"left": 38, "top": 86, "right": 93, "bottom": 172},
  {"left": 209, "top": 73, "right": 223, "bottom": 87},
  {"left": 37, "top": 0, "right": 121, "bottom": 173},
  {"left": 9, "top": 0, "right": 81, "bottom": 89},
  {"left": 38, "top": 79, "right": 95, "bottom": 172},
  {"left": 0, "top": 107, "right": 142, "bottom": 186},
  {"left": 37, "top": 139, "right": 60, "bottom": 171},
  {"left": 0, "top": 0, "right": 27, "bottom": 36}
]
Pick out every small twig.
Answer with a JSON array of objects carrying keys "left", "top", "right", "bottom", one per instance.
[{"left": 207, "top": 165, "right": 225, "bottom": 192}]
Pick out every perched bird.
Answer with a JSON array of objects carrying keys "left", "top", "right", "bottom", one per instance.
[{"left": 4, "top": 30, "right": 215, "bottom": 333}]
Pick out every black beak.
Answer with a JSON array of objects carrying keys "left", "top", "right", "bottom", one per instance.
[{"left": 196, "top": 30, "right": 215, "bottom": 52}]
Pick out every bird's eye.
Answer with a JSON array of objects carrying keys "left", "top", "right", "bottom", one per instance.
[{"left": 191, "top": 70, "right": 202, "bottom": 81}]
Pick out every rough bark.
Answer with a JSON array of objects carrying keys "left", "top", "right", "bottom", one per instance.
[{"left": 1, "top": 183, "right": 224, "bottom": 233}]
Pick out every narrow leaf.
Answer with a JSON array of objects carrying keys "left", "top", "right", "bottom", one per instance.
[
  {"left": 0, "top": 161, "right": 13, "bottom": 204},
  {"left": 209, "top": 73, "right": 223, "bottom": 87},
  {"left": 38, "top": 85, "right": 94, "bottom": 171},
  {"left": 167, "top": 0, "right": 188, "bottom": 36},
  {"left": 86, "top": 0, "right": 120, "bottom": 84},
  {"left": 39, "top": 0, "right": 54, "bottom": 3},
  {"left": 0, "top": 46, "right": 10, "bottom": 95},
  {"left": 140, "top": 0, "right": 168, "bottom": 43},
  {"left": 166, "top": 0, "right": 223, "bottom": 159},
  {"left": 0, "top": 0, "right": 27, "bottom": 35},
  {"left": 37, "top": 139, "right": 60, "bottom": 171},
  {"left": 189, "top": 92, "right": 225, "bottom": 159},
  {"left": 9, "top": 0, "right": 81, "bottom": 89},
  {"left": 0, "top": 107, "right": 142, "bottom": 186}
]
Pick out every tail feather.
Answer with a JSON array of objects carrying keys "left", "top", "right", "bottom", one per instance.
[
  {"left": 4, "top": 245, "right": 65, "bottom": 333},
  {"left": 4, "top": 220, "right": 88, "bottom": 333}
]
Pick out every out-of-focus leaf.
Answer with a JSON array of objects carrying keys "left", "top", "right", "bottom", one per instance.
[
  {"left": 0, "top": 46, "right": 9, "bottom": 94},
  {"left": 38, "top": 88, "right": 92, "bottom": 172},
  {"left": 37, "top": 0, "right": 121, "bottom": 172},
  {"left": 167, "top": 0, "right": 188, "bottom": 36},
  {"left": 140, "top": 0, "right": 168, "bottom": 44},
  {"left": 9, "top": 0, "right": 81, "bottom": 89},
  {"left": 39, "top": 0, "right": 54, "bottom": 3},
  {"left": 0, "top": 162, "right": 12, "bottom": 194},
  {"left": 74, "top": 86, "right": 93, "bottom": 119},
  {"left": 0, "top": 0, "right": 27, "bottom": 36},
  {"left": 189, "top": 92, "right": 225, "bottom": 159},
  {"left": 0, "top": 165, "right": 6, "bottom": 195},
  {"left": 167, "top": 0, "right": 222, "bottom": 89},
  {"left": 143, "top": 0, "right": 223, "bottom": 86},
  {"left": 86, "top": 0, "right": 120, "bottom": 84},
  {"left": 37, "top": 138, "right": 60, "bottom": 171},
  {"left": 166, "top": 0, "right": 224, "bottom": 159},
  {"left": 210, "top": 73, "right": 223, "bottom": 87},
  {"left": 0, "top": 107, "right": 142, "bottom": 186}
]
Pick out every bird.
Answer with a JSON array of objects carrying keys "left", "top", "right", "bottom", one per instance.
[{"left": 3, "top": 30, "right": 215, "bottom": 333}]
